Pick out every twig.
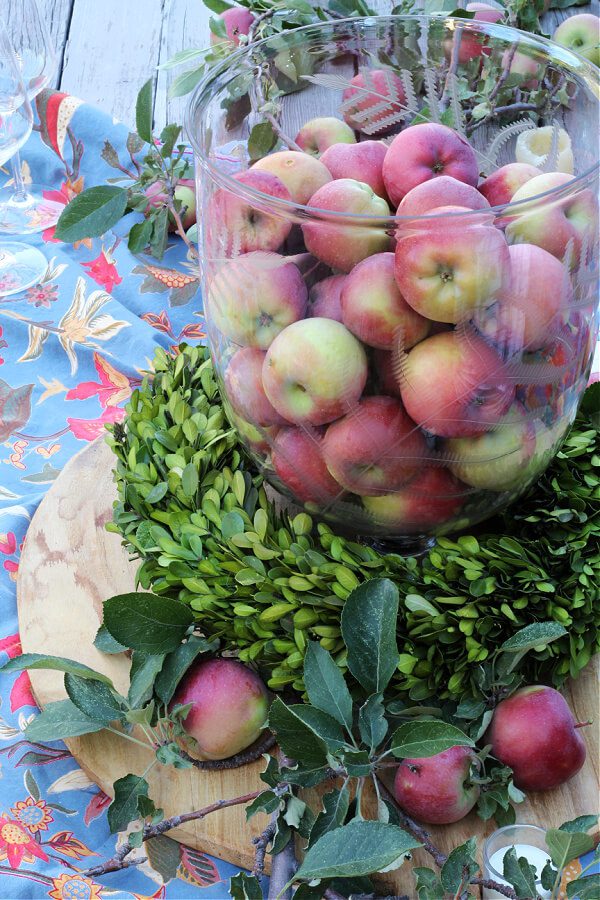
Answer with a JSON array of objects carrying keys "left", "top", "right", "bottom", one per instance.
[
  {"left": 177, "top": 729, "right": 276, "bottom": 770},
  {"left": 252, "top": 821, "right": 277, "bottom": 878},
  {"left": 470, "top": 875, "right": 518, "bottom": 899},
  {"left": 248, "top": 7, "right": 276, "bottom": 43},
  {"left": 439, "top": 30, "right": 463, "bottom": 113},
  {"left": 81, "top": 855, "right": 148, "bottom": 878},
  {"left": 252, "top": 63, "right": 303, "bottom": 152},
  {"left": 488, "top": 41, "right": 518, "bottom": 104}
]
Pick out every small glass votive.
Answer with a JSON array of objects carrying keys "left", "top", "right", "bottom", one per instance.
[{"left": 482, "top": 824, "right": 552, "bottom": 899}]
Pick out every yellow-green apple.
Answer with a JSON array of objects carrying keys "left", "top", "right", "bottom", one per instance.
[
  {"left": 446, "top": 401, "right": 536, "bottom": 491},
  {"left": 397, "top": 175, "right": 490, "bottom": 217},
  {"left": 252, "top": 150, "right": 332, "bottom": 204},
  {"left": 445, "top": 3, "right": 504, "bottom": 64},
  {"left": 362, "top": 466, "right": 467, "bottom": 530},
  {"left": 208, "top": 251, "right": 307, "bottom": 348},
  {"left": 272, "top": 426, "right": 341, "bottom": 504},
  {"left": 262, "top": 317, "right": 368, "bottom": 425},
  {"left": 224, "top": 347, "right": 289, "bottom": 426},
  {"left": 341, "top": 252, "right": 430, "bottom": 350},
  {"left": 209, "top": 170, "right": 292, "bottom": 255},
  {"left": 308, "top": 274, "right": 346, "bottom": 322},
  {"left": 144, "top": 179, "right": 196, "bottom": 231},
  {"left": 399, "top": 330, "right": 514, "bottom": 437},
  {"left": 382, "top": 123, "right": 479, "bottom": 207},
  {"left": 394, "top": 206, "right": 510, "bottom": 324},
  {"left": 553, "top": 14, "right": 600, "bottom": 66},
  {"left": 473, "top": 243, "right": 570, "bottom": 354},
  {"left": 486, "top": 686, "right": 587, "bottom": 791},
  {"left": 320, "top": 141, "right": 388, "bottom": 198},
  {"left": 227, "top": 407, "right": 279, "bottom": 454},
  {"left": 210, "top": 6, "right": 255, "bottom": 46},
  {"left": 322, "top": 396, "right": 426, "bottom": 494},
  {"left": 515, "top": 127, "right": 573, "bottom": 174},
  {"left": 171, "top": 658, "right": 269, "bottom": 760},
  {"left": 302, "top": 179, "right": 390, "bottom": 272},
  {"left": 341, "top": 69, "right": 406, "bottom": 133},
  {"left": 506, "top": 172, "right": 598, "bottom": 265},
  {"left": 478, "top": 163, "right": 541, "bottom": 207},
  {"left": 295, "top": 117, "right": 356, "bottom": 156},
  {"left": 393, "top": 746, "right": 480, "bottom": 824}
]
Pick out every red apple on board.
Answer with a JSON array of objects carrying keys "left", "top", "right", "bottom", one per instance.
[
  {"left": 383, "top": 123, "right": 480, "bottom": 207},
  {"left": 252, "top": 150, "right": 332, "bottom": 205},
  {"left": 262, "top": 317, "right": 368, "bottom": 426},
  {"left": 397, "top": 175, "right": 490, "bottom": 217},
  {"left": 393, "top": 746, "right": 480, "bottom": 824},
  {"left": 224, "top": 347, "right": 288, "bottom": 427},
  {"left": 210, "top": 6, "right": 255, "bottom": 46},
  {"left": 553, "top": 13, "right": 600, "bottom": 66},
  {"left": 171, "top": 658, "right": 269, "bottom": 760},
  {"left": 444, "top": 3, "right": 504, "bottom": 65},
  {"left": 272, "top": 426, "right": 341, "bottom": 504},
  {"left": 341, "top": 69, "right": 406, "bottom": 133},
  {"left": 295, "top": 117, "right": 356, "bottom": 156},
  {"left": 320, "top": 141, "right": 389, "bottom": 199},
  {"left": 362, "top": 466, "right": 467, "bottom": 530},
  {"left": 478, "top": 163, "right": 541, "bottom": 207},
  {"left": 308, "top": 274, "right": 346, "bottom": 322},
  {"left": 486, "top": 686, "right": 587, "bottom": 791},
  {"left": 209, "top": 170, "right": 292, "bottom": 255}
]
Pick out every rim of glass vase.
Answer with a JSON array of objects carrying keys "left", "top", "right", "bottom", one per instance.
[
  {"left": 185, "top": 14, "right": 600, "bottom": 225},
  {"left": 482, "top": 823, "right": 549, "bottom": 883}
]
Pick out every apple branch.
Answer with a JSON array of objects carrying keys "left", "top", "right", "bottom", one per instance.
[
  {"left": 252, "top": 63, "right": 303, "bottom": 152},
  {"left": 175, "top": 728, "right": 276, "bottom": 770}
]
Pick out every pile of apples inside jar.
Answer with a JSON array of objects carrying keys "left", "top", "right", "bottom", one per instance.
[{"left": 188, "top": 14, "right": 599, "bottom": 547}]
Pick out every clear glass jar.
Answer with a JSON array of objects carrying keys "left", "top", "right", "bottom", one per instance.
[
  {"left": 187, "top": 15, "right": 599, "bottom": 548},
  {"left": 482, "top": 824, "right": 551, "bottom": 899}
]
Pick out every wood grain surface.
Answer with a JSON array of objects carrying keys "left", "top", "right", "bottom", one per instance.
[{"left": 17, "top": 438, "right": 599, "bottom": 895}]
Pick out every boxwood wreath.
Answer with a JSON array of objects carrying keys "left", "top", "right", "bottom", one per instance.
[{"left": 106, "top": 343, "right": 600, "bottom": 702}]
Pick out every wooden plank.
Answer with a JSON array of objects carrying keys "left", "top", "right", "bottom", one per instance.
[{"left": 5, "top": 0, "right": 73, "bottom": 89}]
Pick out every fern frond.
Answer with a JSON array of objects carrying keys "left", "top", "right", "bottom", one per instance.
[
  {"left": 480, "top": 117, "right": 536, "bottom": 174},
  {"left": 423, "top": 68, "right": 441, "bottom": 123}
]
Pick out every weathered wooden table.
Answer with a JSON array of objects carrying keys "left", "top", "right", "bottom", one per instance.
[{"left": 36, "top": 0, "right": 597, "bottom": 131}]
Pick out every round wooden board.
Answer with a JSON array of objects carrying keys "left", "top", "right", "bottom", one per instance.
[{"left": 17, "top": 438, "right": 599, "bottom": 895}]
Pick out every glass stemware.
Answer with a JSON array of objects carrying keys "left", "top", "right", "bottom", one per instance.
[
  {"left": 0, "top": 0, "right": 58, "bottom": 235},
  {"left": 0, "top": 20, "right": 47, "bottom": 295}
]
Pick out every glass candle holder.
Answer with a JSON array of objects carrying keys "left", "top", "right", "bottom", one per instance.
[{"left": 482, "top": 824, "right": 552, "bottom": 899}]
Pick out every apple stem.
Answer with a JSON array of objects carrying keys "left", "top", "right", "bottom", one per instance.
[{"left": 574, "top": 720, "right": 593, "bottom": 729}]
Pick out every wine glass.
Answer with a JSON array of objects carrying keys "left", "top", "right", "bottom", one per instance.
[
  {"left": 0, "top": 0, "right": 58, "bottom": 235},
  {"left": 0, "top": 19, "right": 47, "bottom": 295}
]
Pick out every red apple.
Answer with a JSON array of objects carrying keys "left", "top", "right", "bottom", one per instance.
[
  {"left": 320, "top": 141, "right": 388, "bottom": 198},
  {"left": 272, "top": 427, "right": 341, "bottom": 504},
  {"left": 308, "top": 274, "right": 346, "bottom": 322},
  {"left": 444, "top": 3, "right": 504, "bottom": 65},
  {"left": 224, "top": 347, "right": 288, "bottom": 427},
  {"left": 362, "top": 466, "right": 467, "bottom": 530},
  {"left": 295, "top": 117, "right": 356, "bottom": 156},
  {"left": 341, "top": 69, "right": 406, "bottom": 134},
  {"left": 478, "top": 163, "right": 541, "bottom": 207},
  {"left": 486, "top": 686, "right": 587, "bottom": 791},
  {"left": 252, "top": 150, "right": 332, "bottom": 205},
  {"left": 210, "top": 6, "right": 255, "bottom": 46},
  {"left": 397, "top": 175, "right": 490, "bottom": 217},
  {"left": 393, "top": 746, "right": 480, "bottom": 825},
  {"left": 209, "top": 170, "right": 292, "bottom": 256}
]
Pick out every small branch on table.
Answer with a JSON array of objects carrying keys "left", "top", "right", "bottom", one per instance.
[
  {"left": 81, "top": 855, "right": 148, "bottom": 878},
  {"left": 252, "top": 821, "right": 277, "bottom": 878}
]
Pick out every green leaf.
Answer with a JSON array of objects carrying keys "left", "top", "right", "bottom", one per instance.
[
  {"left": 25, "top": 699, "right": 103, "bottom": 741},
  {"left": 0, "top": 653, "right": 112, "bottom": 684},
  {"left": 248, "top": 122, "right": 278, "bottom": 161},
  {"left": 127, "top": 652, "right": 165, "bottom": 708},
  {"left": 245, "top": 790, "right": 281, "bottom": 821},
  {"left": 103, "top": 592, "right": 194, "bottom": 654},
  {"left": 414, "top": 866, "right": 445, "bottom": 900},
  {"left": 268, "top": 697, "right": 329, "bottom": 768},
  {"left": 149, "top": 206, "right": 169, "bottom": 260},
  {"left": 230, "top": 872, "right": 263, "bottom": 900},
  {"left": 64, "top": 672, "right": 125, "bottom": 725},
  {"left": 181, "top": 463, "right": 199, "bottom": 498},
  {"left": 136, "top": 78, "right": 154, "bottom": 144},
  {"left": 499, "top": 622, "right": 567, "bottom": 653},
  {"left": 546, "top": 828, "right": 594, "bottom": 870},
  {"left": 567, "top": 874, "right": 600, "bottom": 899},
  {"left": 160, "top": 123, "right": 182, "bottom": 159},
  {"left": 290, "top": 705, "right": 346, "bottom": 751},
  {"left": 221, "top": 511, "right": 244, "bottom": 539},
  {"left": 169, "top": 66, "right": 205, "bottom": 99},
  {"left": 54, "top": 186, "right": 128, "bottom": 242},
  {"left": 358, "top": 693, "right": 387, "bottom": 752},
  {"left": 541, "top": 860, "right": 558, "bottom": 891},
  {"left": 128, "top": 218, "right": 153, "bottom": 255},
  {"left": 440, "top": 838, "right": 479, "bottom": 893},
  {"left": 391, "top": 720, "right": 473, "bottom": 758},
  {"left": 405, "top": 594, "right": 438, "bottom": 617},
  {"left": 108, "top": 773, "right": 150, "bottom": 833},
  {"left": 24, "top": 769, "right": 40, "bottom": 801},
  {"left": 155, "top": 636, "right": 217, "bottom": 705},
  {"left": 502, "top": 846, "right": 538, "bottom": 900},
  {"left": 309, "top": 786, "right": 350, "bottom": 847},
  {"left": 559, "top": 815, "right": 598, "bottom": 833},
  {"left": 340, "top": 578, "right": 400, "bottom": 694},
  {"left": 202, "top": 0, "right": 233, "bottom": 12},
  {"left": 295, "top": 820, "right": 421, "bottom": 880},
  {"left": 94, "top": 624, "right": 127, "bottom": 654},
  {"left": 303, "top": 642, "right": 353, "bottom": 731}
]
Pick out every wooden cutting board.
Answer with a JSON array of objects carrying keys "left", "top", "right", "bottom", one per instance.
[{"left": 17, "top": 438, "right": 599, "bottom": 894}]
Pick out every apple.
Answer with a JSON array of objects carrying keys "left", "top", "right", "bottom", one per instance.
[
  {"left": 515, "top": 127, "right": 573, "bottom": 175},
  {"left": 382, "top": 123, "right": 480, "bottom": 207},
  {"left": 209, "top": 169, "right": 292, "bottom": 255},
  {"left": 252, "top": 150, "right": 332, "bottom": 205},
  {"left": 341, "top": 252, "right": 430, "bottom": 350},
  {"left": 302, "top": 179, "right": 390, "bottom": 273},
  {"left": 320, "top": 141, "right": 389, "bottom": 198},
  {"left": 272, "top": 426, "right": 341, "bottom": 504},
  {"left": 322, "top": 395, "right": 426, "bottom": 494},
  {"left": 486, "top": 686, "right": 587, "bottom": 791},
  {"left": 478, "top": 163, "right": 541, "bottom": 207},
  {"left": 295, "top": 117, "right": 356, "bottom": 156},
  {"left": 445, "top": 3, "right": 504, "bottom": 65},
  {"left": 506, "top": 171, "right": 598, "bottom": 265},
  {"left": 397, "top": 175, "right": 490, "bottom": 217},
  {"left": 171, "top": 658, "right": 269, "bottom": 760},
  {"left": 393, "top": 746, "right": 480, "bottom": 825},
  {"left": 224, "top": 347, "right": 288, "bottom": 427},
  {"left": 553, "top": 14, "right": 600, "bottom": 66},
  {"left": 210, "top": 7, "right": 255, "bottom": 46},
  {"left": 500, "top": 48, "right": 541, "bottom": 89},
  {"left": 399, "top": 330, "right": 515, "bottom": 438},
  {"left": 308, "top": 274, "right": 346, "bottom": 322},
  {"left": 362, "top": 466, "right": 467, "bottom": 530},
  {"left": 227, "top": 407, "right": 279, "bottom": 454},
  {"left": 341, "top": 69, "right": 406, "bottom": 133},
  {"left": 394, "top": 206, "right": 510, "bottom": 324},
  {"left": 208, "top": 251, "right": 307, "bottom": 348},
  {"left": 173, "top": 181, "right": 197, "bottom": 231},
  {"left": 262, "top": 317, "right": 368, "bottom": 426}
]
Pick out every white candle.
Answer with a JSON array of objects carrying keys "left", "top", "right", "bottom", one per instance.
[{"left": 483, "top": 843, "right": 553, "bottom": 900}]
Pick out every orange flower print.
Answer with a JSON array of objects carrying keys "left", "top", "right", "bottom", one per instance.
[
  {"left": 48, "top": 873, "right": 102, "bottom": 900},
  {"left": 10, "top": 797, "right": 54, "bottom": 834},
  {"left": 42, "top": 178, "right": 91, "bottom": 248},
  {"left": 82, "top": 248, "right": 122, "bottom": 293},
  {"left": 0, "top": 815, "right": 49, "bottom": 867}
]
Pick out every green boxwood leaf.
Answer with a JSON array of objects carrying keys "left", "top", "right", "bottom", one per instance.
[
  {"left": 440, "top": 838, "right": 478, "bottom": 893},
  {"left": 127, "top": 652, "right": 165, "bottom": 709},
  {"left": 108, "top": 773, "right": 150, "bottom": 833},
  {"left": 135, "top": 78, "right": 153, "bottom": 144},
  {"left": 295, "top": 820, "right": 421, "bottom": 880},
  {"left": 546, "top": 828, "right": 594, "bottom": 870},
  {"left": 268, "top": 697, "right": 329, "bottom": 768},
  {"left": 25, "top": 699, "right": 103, "bottom": 741},
  {"left": 502, "top": 846, "right": 538, "bottom": 899},
  {"left": 303, "top": 642, "right": 352, "bottom": 731},
  {"left": 309, "top": 786, "right": 350, "bottom": 847},
  {"left": 64, "top": 672, "right": 125, "bottom": 726},
  {"left": 341, "top": 578, "right": 399, "bottom": 694},
  {"left": 391, "top": 720, "right": 473, "bottom": 758},
  {"left": 103, "top": 592, "right": 193, "bottom": 653},
  {"left": 567, "top": 874, "right": 600, "bottom": 899},
  {"left": 155, "top": 636, "right": 218, "bottom": 705},
  {"left": 54, "top": 185, "right": 128, "bottom": 242},
  {"left": 0, "top": 653, "right": 112, "bottom": 684}
]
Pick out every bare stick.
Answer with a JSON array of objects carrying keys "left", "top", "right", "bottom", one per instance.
[
  {"left": 252, "top": 821, "right": 277, "bottom": 878},
  {"left": 439, "top": 30, "right": 463, "bottom": 113}
]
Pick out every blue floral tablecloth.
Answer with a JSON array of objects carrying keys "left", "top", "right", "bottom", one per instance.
[{"left": 0, "top": 91, "right": 247, "bottom": 900}]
